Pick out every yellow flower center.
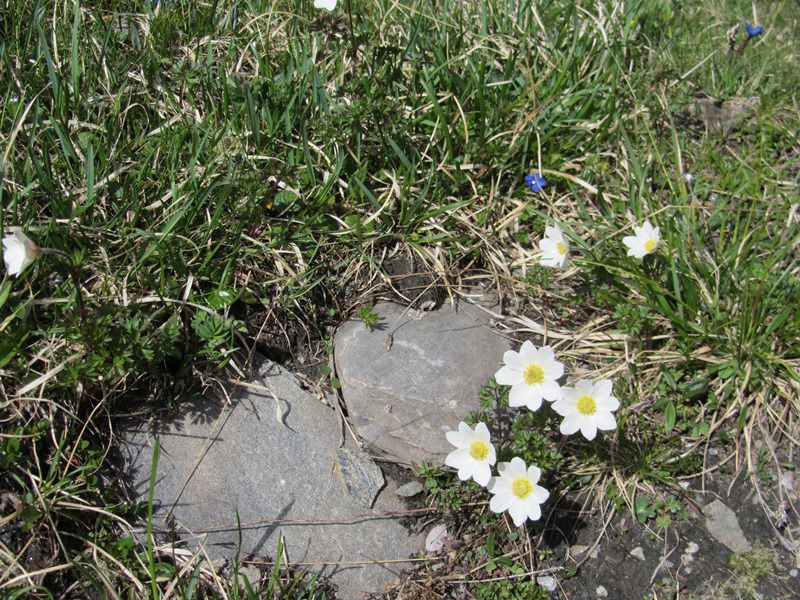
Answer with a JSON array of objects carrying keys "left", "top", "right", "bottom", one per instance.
[
  {"left": 576, "top": 395, "right": 597, "bottom": 416},
  {"left": 523, "top": 363, "right": 544, "bottom": 386},
  {"left": 556, "top": 241, "right": 567, "bottom": 255},
  {"left": 511, "top": 477, "right": 533, "bottom": 500},
  {"left": 469, "top": 440, "right": 489, "bottom": 461},
  {"left": 644, "top": 239, "right": 656, "bottom": 253}
]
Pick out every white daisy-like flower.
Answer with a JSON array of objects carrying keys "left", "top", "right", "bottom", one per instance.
[
  {"left": 495, "top": 341, "right": 564, "bottom": 412},
  {"left": 444, "top": 422, "right": 496, "bottom": 487},
  {"left": 3, "top": 228, "right": 40, "bottom": 278},
  {"left": 622, "top": 220, "right": 660, "bottom": 259},
  {"left": 488, "top": 457, "right": 549, "bottom": 527},
  {"left": 552, "top": 379, "right": 620, "bottom": 441},
  {"left": 538, "top": 224, "right": 569, "bottom": 268},
  {"left": 313, "top": 0, "right": 337, "bottom": 10}
]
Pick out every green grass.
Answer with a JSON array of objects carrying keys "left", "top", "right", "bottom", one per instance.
[{"left": 1, "top": 0, "right": 798, "bottom": 597}]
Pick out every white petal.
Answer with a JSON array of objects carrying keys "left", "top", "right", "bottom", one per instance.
[
  {"left": 508, "top": 383, "right": 531, "bottom": 407},
  {"left": 540, "top": 380, "right": 562, "bottom": 402},
  {"left": 595, "top": 411, "right": 617, "bottom": 431},
  {"left": 593, "top": 379, "right": 613, "bottom": 400},
  {"left": 474, "top": 422, "right": 491, "bottom": 441},
  {"left": 507, "top": 457, "right": 527, "bottom": 477},
  {"left": 458, "top": 460, "right": 476, "bottom": 481},
  {"left": 574, "top": 379, "right": 594, "bottom": 396},
  {"left": 544, "top": 225, "right": 562, "bottom": 240},
  {"left": 524, "top": 393, "right": 543, "bottom": 412},
  {"left": 445, "top": 430, "right": 470, "bottom": 448},
  {"left": 519, "top": 340, "right": 536, "bottom": 359},
  {"left": 486, "top": 444, "right": 497, "bottom": 465},
  {"left": 551, "top": 398, "right": 572, "bottom": 416},
  {"left": 445, "top": 448, "right": 470, "bottom": 469},
  {"left": 525, "top": 498, "right": 542, "bottom": 521},
  {"left": 532, "top": 484, "right": 550, "bottom": 504},
  {"left": 4, "top": 243, "right": 25, "bottom": 276},
  {"left": 490, "top": 473, "right": 511, "bottom": 492},
  {"left": 490, "top": 490, "right": 514, "bottom": 514},
  {"left": 495, "top": 365, "right": 522, "bottom": 386},
  {"left": 473, "top": 463, "right": 492, "bottom": 487},
  {"left": 596, "top": 394, "right": 620, "bottom": 412},
  {"left": 508, "top": 501, "right": 528, "bottom": 527},
  {"left": 526, "top": 465, "right": 542, "bottom": 483},
  {"left": 502, "top": 350, "right": 526, "bottom": 370},
  {"left": 538, "top": 346, "right": 555, "bottom": 361},
  {"left": 496, "top": 462, "right": 512, "bottom": 478},
  {"left": 580, "top": 419, "right": 598, "bottom": 441},
  {"left": 560, "top": 414, "right": 581, "bottom": 435},
  {"left": 313, "top": 0, "right": 337, "bottom": 9},
  {"left": 558, "top": 385, "right": 578, "bottom": 402},
  {"left": 544, "top": 358, "right": 564, "bottom": 380}
]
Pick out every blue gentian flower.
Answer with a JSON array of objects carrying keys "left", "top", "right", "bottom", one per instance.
[
  {"left": 524, "top": 173, "right": 547, "bottom": 193},
  {"left": 745, "top": 21, "right": 764, "bottom": 39}
]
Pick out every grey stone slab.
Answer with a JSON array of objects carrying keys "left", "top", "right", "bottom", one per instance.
[
  {"left": 334, "top": 300, "right": 510, "bottom": 465},
  {"left": 119, "top": 360, "right": 422, "bottom": 599},
  {"left": 703, "top": 499, "right": 752, "bottom": 554}
]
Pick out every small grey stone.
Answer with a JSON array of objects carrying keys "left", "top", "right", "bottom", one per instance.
[
  {"left": 703, "top": 499, "right": 752, "bottom": 554},
  {"left": 119, "top": 360, "right": 423, "bottom": 599},
  {"left": 238, "top": 565, "right": 261, "bottom": 586},
  {"left": 790, "top": 568, "right": 798, "bottom": 577},
  {"left": 685, "top": 541, "right": 699, "bottom": 555},
  {"left": 569, "top": 544, "right": 589, "bottom": 558},
  {"left": 537, "top": 575, "right": 556, "bottom": 591},
  {"left": 596, "top": 585, "right": 608, "bottom": 598},
  {"left": 395, "top": 481, "right": 424, "bottom": 498},
  {"left": 334, "top": 300, "right": 510, "bottom": 465},
  {"left": 629, "top": 546, "right": 645, "bottom": 561},
  {"left": 335, "top": 447, "right": 384, "bottom": 508}
]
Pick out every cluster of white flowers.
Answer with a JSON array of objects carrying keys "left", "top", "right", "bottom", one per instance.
[
  {"left": 538, "top": 220, "right": 661, "bottom": 268},
  {"left": 445, "top": 341, "right": 619, "bottom": 527}
]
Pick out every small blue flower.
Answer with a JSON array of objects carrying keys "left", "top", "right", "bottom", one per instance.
[
  {"left": 524, "top": 173, "right": 547, "bottom": 193},
  {"left": 745, "top": 21, "right": 764, "bottom": 39}
]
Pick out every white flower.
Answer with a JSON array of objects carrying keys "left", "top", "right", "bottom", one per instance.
[
  {"left": 552, "top": 379, "right": 619, "bottom": 441},
  {"left": 538, "top": 224, "right": 569, "bottom": 268},
  {"left": 488, "top": 457, "right": 549, "bottom": 526},
  {"left": 3, "top": 229, "right": 40, "bottom": 278},
  {"left": 444, "top": 422, "right": 496, "bottom": 487},
  {"left": 495, "top": 341, "right": 564, "bottom": 411},
  {"left": 622, "top": 220, "right": 660, "bottom": 259},
  {"left": 314, "top": 0, "right": 337, "bottom": 10}
]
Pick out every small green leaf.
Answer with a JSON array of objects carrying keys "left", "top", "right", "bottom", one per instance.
[{"left": 664, "top": 401, "right": 676, "bottom": 431}]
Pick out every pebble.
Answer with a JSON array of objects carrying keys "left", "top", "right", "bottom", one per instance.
[
  {"left": 596, "top": 585, "right": 608, "bottom": 598},
  {"left": 703, "top": 499, "right": 752, "bottom": 554},
  {"left": 537, "top": 575, "right": 557, "bottom": 591},
  {"left": 790, "top": 569, "right": 798, "bottom": 577},
  {"left": 685, "top": 542, "right": 699, "bottom": 554},
  {"left": 395, "top": 481, "right": 424, "bottom": 498},
  {"left": 570, "top": 544, "right": 589, "bottom": 558},
  {"left": 629, "top": 546, "right": 646, "bottom": 561}
]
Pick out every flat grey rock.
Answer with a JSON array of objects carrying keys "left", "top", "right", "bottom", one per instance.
[
  {"left": 703, "top": 499, "right": 752, "bottom": 554},
  {"left": 334, "top": 300, "right": 510, "bottom": 465},
  {"left": 395, "top": 481, "right": 424, "bottom": 498},
  {"left": 119, "top": 360, "right": 422, "bottom": 599}
]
